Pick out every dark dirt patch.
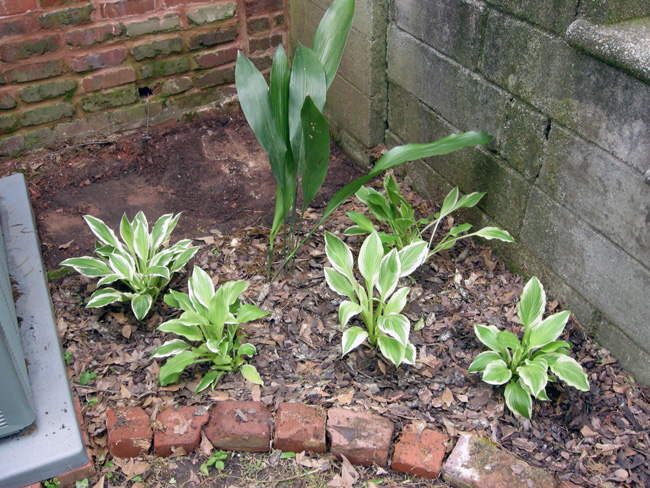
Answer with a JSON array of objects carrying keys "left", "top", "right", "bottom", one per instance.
[{"left": 3, "top": 106, "right": 650, "bottom": 488}]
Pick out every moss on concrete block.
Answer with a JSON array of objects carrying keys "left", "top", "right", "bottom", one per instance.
[
  {"left": 19, "top": 80, "right": 77, "bottom": 104},
  {"left": 18, "top": 102, "right": 75, "bottom": 126},
  {"left": 140, "top": 57, "right": 190, "bottom": 79},
  {"left": 0, "top": 134, "right": 24, "bottom": 156},
  {"left": 80, "top": 86, "right": 138, "bottom": 112},
  {"left": 0, "top": 114, "right": 18, "bottom": 133},
  {"left": 24, "top": 127, "right": 54, "bottom": 149}
]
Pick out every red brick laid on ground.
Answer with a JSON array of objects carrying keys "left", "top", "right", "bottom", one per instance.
[
  {"left": 327, "top": 408, "right": 394, "bottom": 467},
  {"left": 392, "top": 422, "right": 449, "bottom": 479},
  {"left": 204, "top": 401, "right": 271, "bottom": 453},
  {"left": 154, "top": 405, "right": 210, "bottom": 457},
  {"left": 274, "top": 403, "right": 327, "bottom": 454},
  {"left": 106, "top": 407, "right": 153, "bottom": 458}
]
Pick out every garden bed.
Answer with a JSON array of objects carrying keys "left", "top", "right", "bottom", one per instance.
[{"left": 2, "top": 107, "right": 648, "bottom": 488}]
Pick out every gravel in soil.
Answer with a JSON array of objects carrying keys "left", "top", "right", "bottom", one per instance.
[{"left": 2, "top": 107, "right": 649, "bottom": 488}]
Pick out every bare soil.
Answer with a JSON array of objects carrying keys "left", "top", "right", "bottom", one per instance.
[{"left": 2, "top": 107, "right": 649, "bottom": 488}]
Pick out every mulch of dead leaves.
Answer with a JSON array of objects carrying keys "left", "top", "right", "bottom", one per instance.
[{"left": 51, "top": 175, "right": 650, "bottom": 488}]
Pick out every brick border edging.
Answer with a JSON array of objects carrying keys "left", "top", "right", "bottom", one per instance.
[{"left": 104, "top": 401, "right": 570, "bottom": 487}]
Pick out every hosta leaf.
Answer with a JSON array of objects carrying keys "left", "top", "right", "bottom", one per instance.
[
  {"left": 358, "top": 231, "right": 383, "bottom": 286},
  {"left": 403, "top": 342, "right": 416, "bottom": 365},
  {"left": 384, "top": 287, "right": 409, "bottom": 315},
  {"left": 109, "top": 253, "right": 135, "bottom": 281},
  {"left": 517, "top": 359, "right": 549, "bottom": 398},
  {"left": 152, "top": 213, "right": 179, "bottom": 251},
  {"left": 158, "top": 319, "right": 203, "bottom": 342},
  {"left": 238, "top": 343, "right": 256, "bottom": 357},
  {"left": 170, "top": 246, "right": 199, "bottom": 273},
  {"left": 536, "top": 340, "right": 572, "bottom": 354},
  {"left": 449, "top": 223, "right": 473, "bottom": 236},
  {"left": 158, "top": 350, "right": 195, "bottom": 386},
  {"left": 397, "top": 240, "right": 428, "bottom": 277},
  {"left": 345, "top": 211, "right": 375, "bottom": 233},
  {"left": 60, "top": 256, "right": 112, "bottom": 278},
  {"left": 472, "top": 227, "right": 514, "bottom": 242},
  {"left": 324, "top": 231, "right": 354, "bottom": 278},
  {"left": 377, "top": 335, "right": 406, "bottom": 367},
  {"left": 377, "top": 248, "right": 400, "bottom": 299},
  {"left": 189, "top": 266, "right": 215, "bottom": 310},
  {"left": 377, "top": 313, "right": 410, "bottom": 347},
  {"left": 468, "top": 351, "right": 503, "bottom": 373},
  {"left": 341, "top": 326, "right": 368, "bottom": 356},
  {"left": 180, "top": 310, "right": 210, "bottom": 326},
  {"left": 150, "top": 249, "right": 175, "bottom": 268},
  {"left": 133, "top": 219, "right": 151, "bottom": 262},
  {"left": 496, "top": 330, "right": 521, "bottom": 351},
  {"left": 220, "top": 280, "right": 249, "bottom": 307},
  {"left": 97, "top": 274, "right": 120, "bottom": 286},
  {"left": 550, "top": 355, "right": 590, "bottom": 391},
  {"left": 87, "top": 287, "right": 124, "bottom": 307},
  {"left": 84, "top": 215, "right": 121, "bottom": 249},
  {"left": 195, "top": 370, "right": 224, "bottom": 393},
  {"left": 151, "top": 339, "right": 191, "bottom": 358},
  {"left": 165, "top": 290, "right": 192, "bottom": 311},
  {"left": 240, "top": 364, "right": 264, "bottom": 386},
  {"left": 527, "top": 311, "right": 570, "bottom": 351},
  {"left": 519, "top": 277, "right": 546, "bottom": 329},
  {"left": 132, "top": 293, "right": 153, "bottom": 320},
  {"left": 206, "top": 338, "right": 224, "bottom": 354},
  {"left": 339, "top": 300, "right": 363, "bottom": 328},
  {"left": 455, "top": 191, "right": 484, "bottom": 209},
  {"left": 324, "top": 267, "right": 356, "bottom": 298},
  {"left": 344, "top": 226, "right": 371, "bottom": 236},
  {"left": 120, "top": 213, "right": 135, "bottom": 253},
  {"left": 438, "top": 187, "right": 459, "bottom": 218},
  {"left": 504, "top": 380, "right": 532, "bottom": 418},
  {"left": 482, "top": 359, "right": 512, "bottom": 385},
  {"left": 237, "top": 304, "right": 269, "bottom": 323},
  {"left": 474, "top": 324, "right": 502, "bottom": 352},
  {"left": 147, "top": 265, "right": 171, "bottom": 281}
]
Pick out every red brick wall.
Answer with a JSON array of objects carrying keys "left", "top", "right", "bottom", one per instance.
[{"left": 0, "top": 0, "right": 288, "bottom": 155}]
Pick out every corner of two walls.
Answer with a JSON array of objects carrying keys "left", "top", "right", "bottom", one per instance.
[{"left": 292, "top": 0, "right": 650, "bottom": 385}]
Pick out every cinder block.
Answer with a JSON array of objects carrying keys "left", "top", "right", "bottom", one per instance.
[{"left": 484, "top": 0, "right": 579, "bottom": 34}]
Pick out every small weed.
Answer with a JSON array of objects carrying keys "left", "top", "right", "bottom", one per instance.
[
  {"left": 43, "top": 479, "right": 60, "bottom": 488},
  {"left": 78, "top": 370, "right": 97, "bottom": 385},
  {"left": 63, "top": 350, "right": 73, "bottom": 365},
  {"left": 200, "top": 450, "right": 228, "bottom": 475}
]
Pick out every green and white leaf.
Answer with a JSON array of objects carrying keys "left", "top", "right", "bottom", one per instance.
[
  {"left": 377, "top": 248, "right": 400, "bottom": 299},
  {"left": 384, "top": 287, "right": 409, "bottom": 315},
  {"left": 324, "top": 267, "right": 356, "bottom": 299},
  {"left": 60, "top": 256, "right": 112, "bottom": 277},
  {"left": 550, "top": 355, "right": 590, "bottom": 391},
  {"left": 403, "top": 342, "right": 416, "bottom": 365},
  {"left": 195, "top": 371, "right": 224, "bottom": 393},
  {"left": 131, "top": 293, "right": 153, "bottom": 321},
  {"left": 240, "top": 364, "right": 264, "bottom": 386},
  {"left": 474, "top": 324, "right": 502, "bottom": 352},
  {"left": 468, "top": 351, "right": 503, "bottom": 373},
  {"left": 377, "top": 335, "right": 405, "bottom": 366},
  {"left": 517, "top": 358, "right": 549, "bottom": 398},
  {"left": 152, "top": 339, "right": 191, "bottom": 358},
  {"left": 237, "top": 343, "right": 257, "bottom": 357},
  {"left": 482, "top": 359, "right": 512, "bottom": 385},
  {"left": 504, "top": 380, "right": 532, "bottom": 418},
  {"left": 339, "top": 300, "right": 363, "bottom": 328},
  {"left": 341, "top": 326, "right": 368, "bottom": 356},
  {"left": 527, "top": 311, "right": 570, "bottom": 351},
  {"left": 472, "top": 227, "right": 514, "bottom": 242},
  {"left": 397, "top": 240, "right": 428, "bottom": 276},
  {"left": 157, "top": 319, "right": 203, "bottom": 342},
  {"left": 189, "top": 265, "right": 215, "bottom": 310},
  {"left": 87, "top": 288, "right": 124, "bottom": 307},
  {"left": 84, "top": 215, "right": 121, "bottom": 249},
  {"left": 158, "top": 350, "right": 196, "bottom": 386},
  {"left": 358, "top": 231, "right": 383, "bottom": 286},
  {"left": 377, "top": 313, "right": 410, "bottom": 347},
  {"left": 324, "top": 231, "right": 354, "bottom": 279},
  {"left": 519, "top": 277, "right": 546, "bottom": 329}
]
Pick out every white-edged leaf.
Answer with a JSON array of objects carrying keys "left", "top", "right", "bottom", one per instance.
[
  {"left": 83, "top": 215, "right": 121, "bottom": 248},
  {"left": 377, "top": 313, "right": 410, "bottom": 347},
  {"left": 468, "top": 351, "right": 503, "bottom": 373},
  {"left": 528, "top": 311, "right": 570, "bottom": 351},
  {"left": 170, "top": 246, "right": 199, "bottom": 273},
  {"left": 474, "top": 324, "right": 502, "bottom": 352},
  {"left": 60, "top": 256, "right": 112, "bottom": 277},
  {"left": 377, "top": 248, "right": 400, "bottom": 299},
  {"left": 147, "top": 265, "right": 171, "bottom": 281},
  {"left": 180, "top": 310, "right": 210, "bottom": 326},
  {"left": 237, "top": 304, "right": 269, "bottom": 323},
  {"left": 151, "top": 339, "right": 191, "bottom": 358},
  {"left": 550, "top": 355, "right": 590, "bottom": 391},
  {"left": 358, "top": 231, "right": 383, "bottom": 286},
  {"left": 341, "top": 326, "right": 368, "bottom": 356},
  {"left": 133, "top": 219, "right": 151, "bottom": 262},
  {"left": 504, "top": 380, "right": 532, "bottom": 418},
  {"left": 240, "top": 364, "right": 264, "bottom": 386},
  {"left": 324, "top": 267, "right": 356, "bottom": 298},
  {"left": 108, "top": 253, "right": 135, "bottom": 281},
  {"left": 87, "top": 288, "right": 124, "bottom": 307},
  {"left": 397, "top": 240, "right": 428, "bottom": 277},
  {"left": 519, "top": 277, "right": 546, "bottom": 328},
  {"left": 158, "top": 319, "right": 203, "bottom": 341},
  {"left": 158, "top": 350, "right": 195, "bottom": 386},
  {"left": 220, "top": 280, "right": 249, "bottom": 306},
  {"left": 482, "top": 359, "right": 512, "bottom": 385},
  {"left": 324, "top": 231, "right": 354, "bottom": 278},
  {"left": 132, "top": 293, "right": 153, "bottom": 320},
  {"left": 189, "top": 266, "right": 215, "bottom": 310},
  {"left": 473, "top": 227, "right": 514, "bottom": 242},
  {"left": 517, "top": 359, "right": 549, "bottom": 398},
  {"left": 97, "top": 274, "right": 120, "bottom": 286},
  {"left": 384, "top": 287, "right": 409, "bottom": 315},
  {"left": 238, "top": 343, "right": 256, "bottom": 357},
  {"left": 438, "top": 187, "right": 459, "bottom": 218},
  {"left": 455, "top": 191, "right": 484, "bottom": 209},
  {"left": 377, "top": 335, "right": 405, "bottom": 366},
  {"left": 206, "top": 338, "right": 223, "bottom": 354},
  {"left": 339, "top": 300, "right": 363, "bottom": 328},
  {"left": 403, "top": 342, "right": 416, "bottom": 365}
]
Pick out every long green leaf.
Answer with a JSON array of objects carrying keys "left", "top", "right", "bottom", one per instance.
[
  {"left": 60, "top": 256, "right": 112, "bottom": 277},
  {"left": 158, "top": 350, "right": 195, "bottom": 386},
  {"left": 270, "top": 44, "right": 291, "bottom": 146},
  {"left": 312, "top": 0, "right": 355, "bottom": 88},
  {"left": 358, "top": 231, "right": 382, "bottom": 286},
  {"left": 519, "top": 277, "right": 546, "bottom": 329},
  {"left": 301, "top": 95, "right": 330, "bottom": 212}
]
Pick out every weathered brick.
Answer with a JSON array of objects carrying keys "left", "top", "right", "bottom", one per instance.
[
  {"left": 18, "top": 102, "right": 75, "bottom": 126},
  {"left": 0, "top": 115, "right": 18, "bottom": 134},
  {"left": 247, "top": 17, "right": 270, "bottom": 35},
  {"left": 273, "top": 14, "right": 285, "bottom": 27},
  {"left": 197, "top": 66, "right": 235, "bottom": 88},
  {"left": 249, "top": 34, "right": 283, "bottom": 53},
  {"left": 123, "top": 14, "right": 180, "bottom": 37},
  {"left": 82, "top": 67, "right": 135, "bottom": 92},
  {"left": 140, "top": 57, "right": 190, "bottom": 79},
  {"left": 161, "top": 76, "right": 192, "bottom": 94},
  {"left": 327, "top": 408, "right": 394, "bottom": 467},
  {"left": 41, "top": 0, "right": 86, "bottom": 6},
  {"left": 106, "top": 407, "right": 153, "bottom": 458},
  {"left": 188, "top": 25, "right": 238, "bottom": 50},
  {"left": 154, "top": 406, "right": 210, "bottom": 457},
  {"left": 204, "top": 401, "right": 271, "bottom": 453},
  {"left": 0, "top": 16, "right": 38, "bottom": 38},
  {"left": 245, "top": 0, "right": 283, "bottom": 16},
  {"left": 0, "top": 36, "right": 59, "bottom": 62},
  {"left": 250, "top": 52, "right": 272, "bottom": 72},
  {"left": 0, "top": 91, "right": 17, "bottom": 110},
  {"left": 38, "top": 4, "right": 94, "bottom": 29},
  {"left": 274, "top": 403, "right": 326, "bottom": 454},
  {"left": 101, "top": 0, "right": 155, "bottom": 19},
  {"left": 194, "top": 46, "right": 237, "bottom": 69},
  {"left": 442, "top": 434, "right": 557, "bottom": 488},
  {"left": 163, "top": 0, "right": 210, "bottom": 6},
  {"left": 66, "top": 24, "right": 124, "bottom": 47},
  {"left": 5, "top": 60, "right": 64, "bottom": 83},
  {"left": 71, "top": 47, "right": 127, "bottom": 72},
  {"left": 19, "top": 80, "right": 76, "bottom": 103},
  {"left": 170, "top": 84, "right": 228, "bottom": 109},
  {"left": 0, "top": 134, "right": 25, "bottom": 156},
  {"left": 24, "top": 127, "right": 53, "bottom": 149},
  {"left": 132, "top": 37, "right": 182, "bottom": 61},
  {"left": 0, "top": 0, "right": 36, "bottom": 16},
  {"left": 187, "top": 3, "right": 237, "bottom": 26},
  {"left": 109, "top": 100, "right": 163, "bottom": 127},
  {"left": 391, "top": 423, "right": 449, "bottom": 479},
  {"left": 80, "top": 86, "right": 138, "bottom": 112}
]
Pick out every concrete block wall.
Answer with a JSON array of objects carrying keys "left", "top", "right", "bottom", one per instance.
[
  {"left": 0, "top": 0, "right": 289, "bottom": 155},
  {"left": 386, "top": 0, "right": 650, "bottom": 384}
]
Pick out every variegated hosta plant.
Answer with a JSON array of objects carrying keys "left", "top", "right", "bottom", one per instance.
[
  {"left": 152, "top": 266, "right": 268, "bottom": 392},
  {"left": 468, "top": 277, "right": 590, "bottom": 418},
  {"left": 61, "top": 212, "right": 198, "bottom": 320},
  {"left": 324, "top": 231, "right": 428, "bottom": 367}
]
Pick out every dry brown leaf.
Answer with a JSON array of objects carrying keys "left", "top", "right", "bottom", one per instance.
[
  {"left": 195, "top": 236, "right": 215, "bottom": 245},
  {"left": 114, "top": 458, "right": 150, "bottom": 480},
  {"left": 59, "top": 239, "right": 74, "bottom": 249},
  {"left": 120, "top": 384, "right": 133, "bottom": 399},
  {"left": 92, "top": 476, "right": 105, "bottom": 488},
  {"left": 122, "top": 324, "right": 132, "bottom": 339},
  {"left": 199, "top": 430, "right": 214, "bottom": 456},
  {"left": 580, "top": 425, "right": 598, "bottom": 437},
  {"left": 336, "top": 390, "right": 355, "bottom": 406},
  {"left": 327, "top": 455, "right": 358, "bottom": 488},
  {"left": 441, "top": 387, "right": 454, "bottom": 407},
  {"left": 251, "top": 384, "right": 261, "bottom": 402}
]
